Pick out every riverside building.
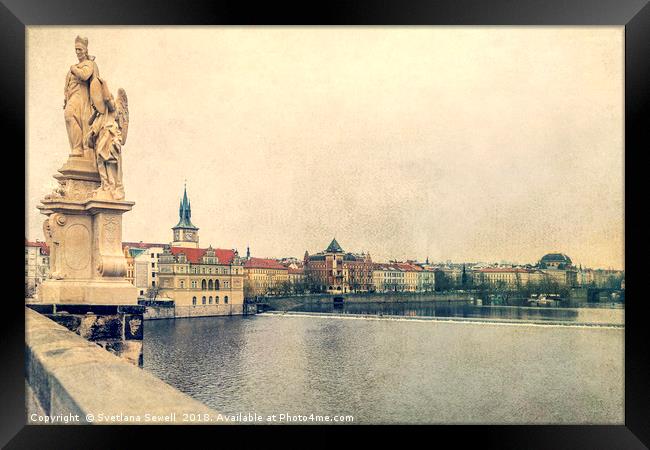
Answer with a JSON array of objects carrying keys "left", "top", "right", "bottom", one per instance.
[
  {"left": 123, "top": 242, "right": 167, "bottom": 296},
  {"left": 156, "top": 186, "right": 245, "bottom": 312},
  {"left": 243, "top": 257, "right": 289, "bottom": 297},
  {"left": 538, "top": 253, "right": 578, "bottom": 287},
  {"left": 304, "top": 239, "right": 374, "bottom": 293},
  {"left": 25, "top": 239, "right": 50, "bottom": 297}
]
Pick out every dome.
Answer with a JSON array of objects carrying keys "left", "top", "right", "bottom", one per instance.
[
  {"left": 539, "top": 253, "right": 572, "bottom": 268},
  {"left": 541, "top": 253, "right": 572, "bottom": 263}
]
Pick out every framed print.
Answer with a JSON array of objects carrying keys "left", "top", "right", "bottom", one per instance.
[{"left": 3, "top": 0, "right": 649, "bottom": 447}]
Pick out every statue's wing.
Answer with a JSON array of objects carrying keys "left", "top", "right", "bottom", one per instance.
[{"left": 116, "top": 88, "right": 129, "bottom": 145}]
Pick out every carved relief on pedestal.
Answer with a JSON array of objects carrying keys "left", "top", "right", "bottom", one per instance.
[
  {"left": 97, "top": 255, "right": 127, "bottom": 277},
  {"left": 43, "top": 213, "right": 67, "bottom": 279},
  {"left": 63, "top": 223, "right": 91, "bottom": 272},
  {"left": 103, "top": 215, "right": 118, "bottom": 246},
  {"left": 43, "top": 179, "right": 99, "bottom": 202},
  {"left": 94, "top": 213, "right": 126, "bottom": 278}
]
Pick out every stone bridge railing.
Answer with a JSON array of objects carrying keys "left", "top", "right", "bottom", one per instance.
[{"left": 25, "top": 307, "right": 224, "bottom": 424}]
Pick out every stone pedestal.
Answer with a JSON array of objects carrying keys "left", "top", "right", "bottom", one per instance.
[
  {"left": 57, "top": 150, "right": 100, "bottom": 182},
  {"left": 37, "top": 159, "right": 137, "bottom": 305}
]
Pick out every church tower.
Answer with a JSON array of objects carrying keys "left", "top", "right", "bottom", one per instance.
[{"left": 172, "top": 184, "right": 199, "bottom": 248}]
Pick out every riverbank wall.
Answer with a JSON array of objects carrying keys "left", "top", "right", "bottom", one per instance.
[
  {"left": 140, "top": 300, "right": 255, "bottom": 321},
  {"left": 260, "top": 291, "right": 474, "bottom": 311},
  {"left": 25, "top": 307, "right": 222, "bottom": 424}
]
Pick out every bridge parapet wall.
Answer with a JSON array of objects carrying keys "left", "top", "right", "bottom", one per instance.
[{"left": 25, "top": 307, "right": 222, "bottom": 424}]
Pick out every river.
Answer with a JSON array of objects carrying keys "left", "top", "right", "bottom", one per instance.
[{"left": 143, "top": 302, "right": 623, "bottom": 424}]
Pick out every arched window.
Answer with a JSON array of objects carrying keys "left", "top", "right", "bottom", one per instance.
[
  {"left": 191, "top": 280, "right": 197, "bottom": 289},
  {"left": 201, "top": 279, "right": 207, "bottom": 290},
  {"left": 180, "top": 280, "right": 185, "bottom": 288},
  {"left": 224, "top": 296, "right": 229, "bottom": 304},
  {"left": 192, "top": 296, "right": 197, "bottom": 305},
  {"left": 202, "top": 296, "right": 206, "bottom": 305},
  {"left": 215, "top": 296, "right": 219, "bottom": 304},
  {"left": 208, "top": 279, "right": 213, "bottom": 290},
  {"left": 209, "top": 296, "right": 213, "bottom": 304},
  {"left": 215, "top": 279, "right": 220, "bottom": 290}
]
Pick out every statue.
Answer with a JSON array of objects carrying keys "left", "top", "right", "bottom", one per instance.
[
  {"left": 37, "top": 35, "right": 137, "bottom": 307},
  {"left": 63, "top": 36, "right": 97, "bottom": 157},
  {"left": 86, "top": 83, "right": 129, "bottom": 200}
]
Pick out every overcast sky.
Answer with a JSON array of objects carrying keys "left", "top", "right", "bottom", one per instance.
[{"left": 26, "top": 27, "right": 624, "bottom": 269}]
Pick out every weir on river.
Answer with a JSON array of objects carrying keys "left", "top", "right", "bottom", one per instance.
[{"left": 143, "top": 302, "right": 624, "bottom": 425}]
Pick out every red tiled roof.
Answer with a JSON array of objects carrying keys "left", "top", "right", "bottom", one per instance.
[
  {"left": 393, "top": 263, "right": 422, "bottom": 272},
  {"left": 288, "top": 267, "right": 304, "bottom": 274},
  {"left": 25, "top": 240, "right": 49, "bottom": 255},
  {"left": 243, "top": 258, "right": 288, "bottom": 270},
  {"left": 374, "top": 262, "right": 403, "bottom": 271},
  {"left": 170, "top": 246, "right": 236, "bottom": 264}
]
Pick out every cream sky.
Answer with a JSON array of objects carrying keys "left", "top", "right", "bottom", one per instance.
[{"left": 25, "top": 27, "right": 624, "bottom": 269}]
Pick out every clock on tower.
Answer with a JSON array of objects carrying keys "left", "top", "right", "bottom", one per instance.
[{"left": 171, "top": 184, "right": 199, "bottom": 248}]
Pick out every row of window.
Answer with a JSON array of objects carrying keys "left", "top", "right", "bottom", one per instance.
[
  {"left": 247, "top": 269, "right": 286, "bottom": 274},
  {"left": 192, "top": 295, "right": 229, "bottom": 305},
  {"left": 178, "top": 279, "right": 231, "bottom": 290},
  {"left": 160, "top": 265, "right": 241, "bottom": 275}
]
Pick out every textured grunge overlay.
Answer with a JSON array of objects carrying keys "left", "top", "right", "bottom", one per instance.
[{"left": 26, "top": 27, "right": 623, "bottom": 269}]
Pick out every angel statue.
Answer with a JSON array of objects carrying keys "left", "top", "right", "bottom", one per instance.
[{"left": 85, "top": 75, "right": 129, "bottom": 201}]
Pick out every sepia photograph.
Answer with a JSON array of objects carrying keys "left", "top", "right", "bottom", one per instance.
[{"left": 22, "top": 25, "right": 627, "bottom": 428}]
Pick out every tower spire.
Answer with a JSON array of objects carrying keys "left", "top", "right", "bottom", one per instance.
[
  {"left": 172, "top": 182, "right": 199, "bottom": 248},
  {"left": 173, "top": 182, "right": 198, "bottom": 230}
]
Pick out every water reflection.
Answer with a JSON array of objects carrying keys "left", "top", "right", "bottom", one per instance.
[{"left": 144, "top": 314, "right": 624, "bottom": 424}]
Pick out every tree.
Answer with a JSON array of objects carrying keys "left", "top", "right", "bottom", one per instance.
[
  {"left": 25, "top": 283, "right": 35, "bottom": 299},
  {"left": 243, "top": 281, "right": 255, "bottom": 300},
  {"left": 278, "top": 280, "right": 292, "bottom": 296},
  {"left": 604, "top": 274, "right": 623, "bottom": 289},
  {"left": 304, "top": 271, "right": 321, "bottom": 294},
  {"left": 435, "top": 271, "right": 452, "bottom": 292},
  {"left": 461, "top": 265, "right": 469, "bottom": 288},
  {"left": 493, "top": 280, "right": 513, "bottom": 305},
  {"left": 291, "top": 277, "right": 308, "bottom": 295},
  {"left": 350, "top": 278, "right": 364, "bottom": 293},
  {"left": 146, "top": 286, "right": 161, "bottom": 301}
]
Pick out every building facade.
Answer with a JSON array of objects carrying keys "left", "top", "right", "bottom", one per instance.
[
  {"left": 417, "top": 266, "right": 436, "bottom": 292},
  {"left": 287, "top": 266, "right": 306, "bottom": 293},
  {"left": 396, "top": 262, "right": 421, "bottom": 292},
  {"left": 371, "top": 262, "right": 429, "bottom": 292},
  {"left": 538, "top": 253, "right": 578, "bottom": 287},
  {"left": 123, "top": 246, "right": 137, "bottom": 286},
  {"left": 25, "top": 240, "right": 49, "bottom": 297},
  {"left": 372, "top": 263, "right": 405, "bottom": 292},
  {"left": 304, "top": 239, "right": 373, "bottom": 293},
  {"left": 243, "top": 257, "right": 289, "bottom": 297},
  {"left": 123, "top": 242, "right": 167, "bottom": 297},
  {"left": 472, "top": 267, "right": 545, "bottom": 287},
  {"left": 156, "top": 187, "right": 245, "bottom": 312}
]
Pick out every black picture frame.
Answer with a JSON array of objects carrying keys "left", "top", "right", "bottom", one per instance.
[{"left": 4, "top": 0, "right": 648, "bottom": 447}]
